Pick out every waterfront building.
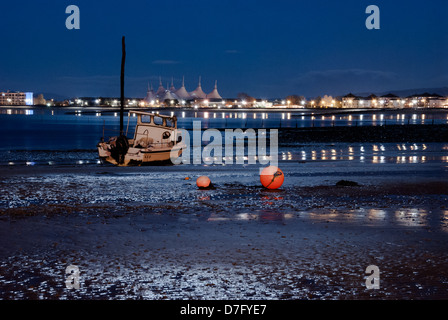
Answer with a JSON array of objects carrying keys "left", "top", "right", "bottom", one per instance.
[
  {"left": 406, "top": 93, "right": 447, "bottom": 108},
  {"left": 341, "top": 92, "right": 448, "bottom": 109},
  {"left": 0, "top": 90, "right": 33, "bottom": 106},
  {"left": 143, "top": 76, "right": 224, "bottom": 106},
  {"left": 342, "top": 93, "right": 399, "bottom": 108},
  {"left": 379, "top": 93, "right": 401, "bottom": 108},
  {"left": 341, "top": 93, "right": 360, "bottom": 108},
  {"left": 362, "top": 94, "right": 377, "bottom": 108}
]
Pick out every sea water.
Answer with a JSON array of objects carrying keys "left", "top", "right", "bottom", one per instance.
[{"left": 0, "top": 106, "right": 447, "bottom": 167}]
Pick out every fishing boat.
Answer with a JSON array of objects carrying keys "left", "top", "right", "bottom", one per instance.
[
  {"left": 96, "top": 37, "right": 184, "bottom": 166},
  {"left": 97, "top": 111, "right": 185, "bottom": 166}
]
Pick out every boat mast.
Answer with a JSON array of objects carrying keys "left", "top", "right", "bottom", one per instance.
[{"left": 120, "top": 36, "right": 126, "bottom": 136}]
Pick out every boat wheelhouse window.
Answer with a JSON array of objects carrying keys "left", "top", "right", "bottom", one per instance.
[
  {"left": 166, "top": 118, "right": 175, "bottom": 127},
  {"left": 141, "top": 115, "right": 152, "bottom": 123},
  {"left": 154, "top": 116, "right": 164, "bottom": 126}
]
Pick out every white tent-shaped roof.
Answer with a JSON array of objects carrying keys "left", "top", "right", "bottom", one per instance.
[
  {"left": 189, "top": 76, "right": 207, "bottom": 99},
  {"left": 206, "top": 80, "right": 222, "bottom": 100},
  {"left": 160, "top": 90, "right": 179, "bottom": 102},
  {"left": 169, "top": 77, "right": 176, "bottom": 92},
  {"left": 175, "top": 76, "right": 191, "bottom": 100},
  {"left": 156, "top": 77, "right": 166, "bottom": 98},
  {"left": 144, "top": 83, "right": 157, "bottom": 103}
]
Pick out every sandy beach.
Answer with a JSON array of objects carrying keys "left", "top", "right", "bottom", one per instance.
[{"left": 1, "top": 160, "right": 447, "bottom": 300}]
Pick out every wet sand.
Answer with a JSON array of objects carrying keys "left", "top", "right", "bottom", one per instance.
[{"left": 1, "top": 163, "right": 447, "bottom": 301}]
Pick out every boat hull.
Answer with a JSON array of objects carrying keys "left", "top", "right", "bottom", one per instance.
[{"left": 98, "top": 144, "right": 184, "bottom": 166}]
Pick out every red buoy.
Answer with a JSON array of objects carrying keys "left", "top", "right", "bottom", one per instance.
[
  {"left": 196, "top": 176, "right": 211, "bottom": 189},
  {"left": 260, "top": 166, "right": 284, "bottom": 189}
]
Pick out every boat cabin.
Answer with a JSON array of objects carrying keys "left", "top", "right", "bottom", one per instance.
[{"left": 128, "top": 111, "right": 178, "bottom": 149}]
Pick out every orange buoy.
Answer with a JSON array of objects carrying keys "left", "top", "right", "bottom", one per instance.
[
  {"left": 196, "top": 176, "right": 211, "bottom": 189},
  {"left": 260, "top": 166, "right": 284, "bottom": 189}
]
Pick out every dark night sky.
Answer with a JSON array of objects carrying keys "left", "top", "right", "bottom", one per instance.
[{"left": 1, "top": 0, "right": 447, "bottom": 99}]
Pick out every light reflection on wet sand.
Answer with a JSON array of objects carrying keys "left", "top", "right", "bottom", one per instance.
[
  {"left": 205, "top": 207, "right": 448, "bottom": 232},
  {"left": 1, "top": 201, "right": 448, "bottom": 300}
]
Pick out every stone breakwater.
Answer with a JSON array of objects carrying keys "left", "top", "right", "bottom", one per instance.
[{"left": 278, "top": 124, "right": 448, "bottom": 143}]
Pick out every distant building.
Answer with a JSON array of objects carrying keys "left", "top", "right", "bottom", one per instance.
[
  {"left": 142, "top": 76, "right": 225, "bottom": 107},
  {"left": 362, "top": 94, "right": 378, "bottom": 108},
  {"left": 341, "top": 92, "right": 448, "bottom": 109},
  {"left": 0, "top": 91, "right": 33, "bottom": 106},
  {"left": 34, "top": 94, "right": 46, "bottom": 106},
  {"left": 406, "top": 93, "right": 446, "bottom": 108},
  {"left": 341, "top": 93, "right": 360, "bottom": 108},
  {"left": 379, "top": 93, "right": 401, "bottom": 108}
]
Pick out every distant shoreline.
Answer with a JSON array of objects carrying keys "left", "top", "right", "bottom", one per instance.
[
  {"left": 1, "top": 105, "right": 447, "bottom": 143},
  {"left": 2, "top": 105, "right": 448, "bottom": 115}
]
